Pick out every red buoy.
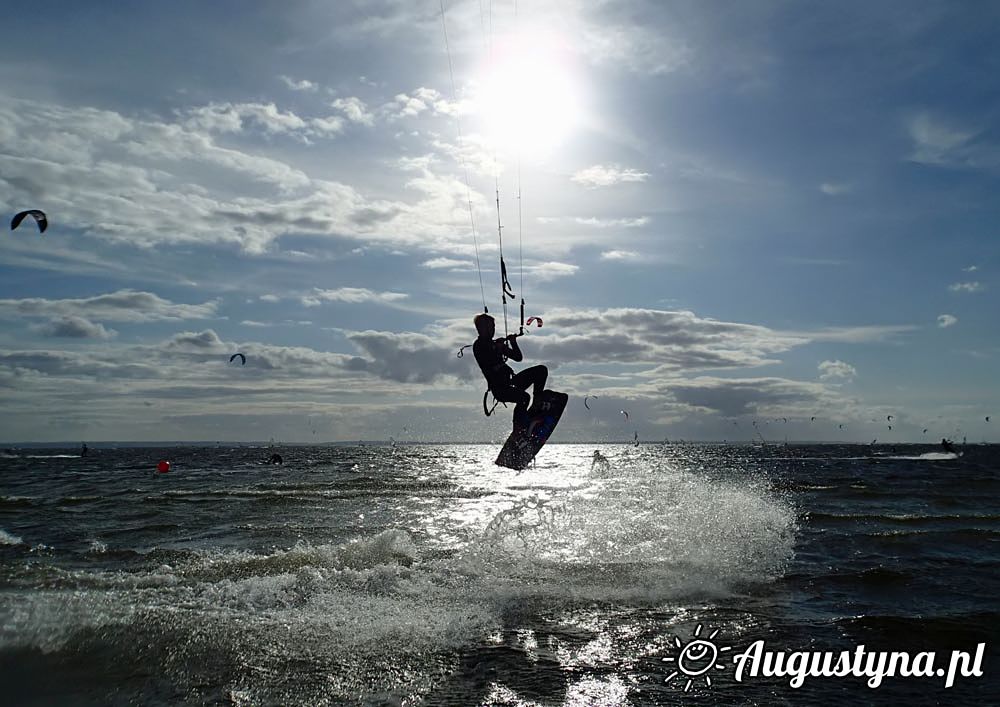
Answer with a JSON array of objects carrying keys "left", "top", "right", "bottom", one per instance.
[{"left": 156, "top": 460, "right": 170, "bottom": 473}]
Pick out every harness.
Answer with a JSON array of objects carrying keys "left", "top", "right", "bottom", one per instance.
[{"left": 458, "top": 336, "right": 520, "bottom": 417}]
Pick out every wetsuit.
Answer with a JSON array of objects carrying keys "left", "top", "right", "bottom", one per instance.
[{"left": 473, "top": 335, "right": 547, "bottom": 421}]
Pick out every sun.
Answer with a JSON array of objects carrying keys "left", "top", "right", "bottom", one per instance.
[{"left": 474, "top": 26, "right": 581, "bottom": 157}]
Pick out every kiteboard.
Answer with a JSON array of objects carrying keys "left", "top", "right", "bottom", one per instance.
[{"left": 495, "top": 389, "right": 568, "bottom": 470}]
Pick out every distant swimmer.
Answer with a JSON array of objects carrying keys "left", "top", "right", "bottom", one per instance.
[
  {"left": 591, "top": 449, "right": 610, "bottom": 471},
  {"left": 941, "top": 438, "right": 956, "bottom": 454},
  {"left": 268, "top": 453, "right": 283, "bottom": 465}
]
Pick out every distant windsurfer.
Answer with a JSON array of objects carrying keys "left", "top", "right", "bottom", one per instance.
[
  {"left": 591, "top": 449, "right": 610, "bottom": 471},
  {"left": 941, "top": 438, "right": 956, "bottom": 454},
  {"left": 472, "top": 313, "right": 547, "bottom": 428}
]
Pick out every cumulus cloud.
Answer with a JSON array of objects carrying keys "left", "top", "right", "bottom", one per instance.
[
  {"left": 332, "top": 97, "right": 374, "bottom": 126},
  {"left": 949, "top": 281, "right": 984, "bottom": 293},
  {"left": 571, "top": 165, "right": 650, "bottom": 187},
  {"left": 387, "top": 87, "right": 462, "bottom": 119},
  {"left": 600, "top": 250, "right": 640, "bottom": 261},
  {"left": 183, "top": 102, "right": 343, "bottom": 137},
  {"left": 666, "top": 376, "right": 830, "bottom": 418},
  {"left": 279, "top": 76, "right": 318, "bottom": 92},
  {"left": 818, "top": 359, "right": 857, "bottom": 381},
  {"left": 0, "top": 96, "right": 499, "bottom": 256},
  {"left": 30, "top": 316, "right": 115, "bottom": 339},
  {"left": 303, "top": 287, "right": 409, "bottom": 306},
  {"left": 421, "top": 257, "right": 470, "bottom": 269},
  {"left": 345, "top": 330, "right": 470, "bottom": 384},
  {"left": 534, "top": 308, "right": 804, "bottom": 370},
  {"left": 963, "top": 265, "right": 978, "bottom": 272},
  {"left": 398, "top": 154, "right": 438, "bottom": 172},
  {"left": 578, "top": 216, "right": 648, "bottom": 228},
  {"left": 0, "top": 290, "right": 218, "bottom": 323},
  {"left": 937, "top": 314, "right": 958, "bottom": 328},
  {"left": 530, "top": 262, "right": 579, "bottom": 281},
  {"left": 271, "top": 307, "right": 812, "bottom": 389},
  {"left": 164, "top": 329, "right": 227, "bottom": 352}
]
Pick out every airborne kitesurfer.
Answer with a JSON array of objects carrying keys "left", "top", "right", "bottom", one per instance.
[{"left": 472, "top": 313, "right": 547, "bottom": 428}]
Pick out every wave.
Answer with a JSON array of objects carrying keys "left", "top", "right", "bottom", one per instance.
[
  {"left": 0, "top": 528, "right": 23, "bottom": 545},
  {"left": 887, "top": 452, "right": 962, "bottom": 460},
  {"left": 0, "top": 495, "right": 37, "bottom": 508},
  {"left": 835, "top": 613, "right": 999, "bottom": 647},
  {"left": 805, "top": 511, "right": 1000, "bottom": 525}
]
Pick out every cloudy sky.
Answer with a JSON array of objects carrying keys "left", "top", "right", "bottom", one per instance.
[{"left": 1, "top": 0, "right": 998, "bottom": 443}]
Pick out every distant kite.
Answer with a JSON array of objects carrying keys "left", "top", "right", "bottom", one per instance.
[
  {"left": 229, "top": 353, "right": 246, "bottom": 365},
  {"left": 887, "top": 415, "right": 894, "bottom": 422},
  {"left": 987, "top": 416, "right": 992, "bottom": 423},
  {"left": 584, "top": 396, "right": 597, "bottom": 410},
  {"left": 888, "top": 425, "right": 892, "bottom": 430},
  {"left": 620, "top": 410, "right": 629, "bottom": 421},
  {"left": 839, "top": 424, "right": 845, "bottom": 429},
  {"left": 810, "top": 416, "right": 816, "bottom": 422},
  {"left": 525, "top": 316, "right": 543, "bottom": 328},
  {"left": 10, "top": 209, "right": 47, "bottom": 233},
  {"left": 923, "top": 428, "right": 928, "bottom": 434}
]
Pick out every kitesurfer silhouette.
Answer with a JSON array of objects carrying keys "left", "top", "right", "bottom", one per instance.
[{"left": 472, "top": 313, "right": 547, "bottom": 428}]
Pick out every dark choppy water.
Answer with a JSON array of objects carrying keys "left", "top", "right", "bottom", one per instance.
[{"left": 1, "top": 443, "right": 997, "bottom": 705}]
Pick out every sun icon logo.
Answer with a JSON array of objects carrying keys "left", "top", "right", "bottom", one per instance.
[{"left": 662, "top": 624, "right": 732, "bottom": 692}]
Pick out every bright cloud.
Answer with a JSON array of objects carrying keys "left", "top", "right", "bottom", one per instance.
[
  {"left": 575, "top": 217, "right": 649, "bottom": 228},
  {"left": 601, "top": 250, "right": 641, "bottom": 260},
  {"left": 949, "top": 281, "right": 984, "bottom": 293},
  {"left": 530, "top": 262, "right": 579, "bottom": 281},
  {"left": 571, "top": 165, "right": 650, "bottom": 187},
  {"left": 305, "top": 288, "right": 409, "bottom": 305},
  {"left": 0, "top": 290, "right": 218, "bottom": 323},
  {"left": 818, "top": 359, "right": 857, "bottom": 381},
  {"left": 279, "top": 75, "right": 317, "bottom": 92},
  {"left": 183, "top": 102, "right": 343, "bottom": 137},
  {"left": 332, "top": 97, "right": 374, "bottom": 126},
  {"left": 30, "top": 316, "right": 116, "bottom": 339},
  {"left": 937, "top": 314, "right": 958, "bottom": 328},
  {"left": 421, "top": 257, "right": 470, "bottom": 269}
]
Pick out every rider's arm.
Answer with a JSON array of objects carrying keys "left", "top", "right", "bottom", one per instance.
[{"left": 505, "top": 334, "right": 523, "bottom": 362}]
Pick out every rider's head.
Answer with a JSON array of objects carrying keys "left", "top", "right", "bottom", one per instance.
[{"left": 474, "top": 312, "right": 495, "bottom": 338}]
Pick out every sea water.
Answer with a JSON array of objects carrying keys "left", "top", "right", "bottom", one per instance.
[{"left": 1, "top": 444, "right": 997, "bottom": 704}]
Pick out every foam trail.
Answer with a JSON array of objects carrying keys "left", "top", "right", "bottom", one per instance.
[
  {"left": 470, "top": 455, "right": 796, "bottom": 602},
  {"left": 0, "top": 529, "right": 23, "bottom": 545}
]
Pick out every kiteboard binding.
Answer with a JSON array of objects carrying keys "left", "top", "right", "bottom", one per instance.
[{"left": 495, "top": 389, "right": 568, "bottom": 470}]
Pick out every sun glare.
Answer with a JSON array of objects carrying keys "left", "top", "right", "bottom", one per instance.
[{"left": 475, "top": 27, "right": 581, "bottom": 157}]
